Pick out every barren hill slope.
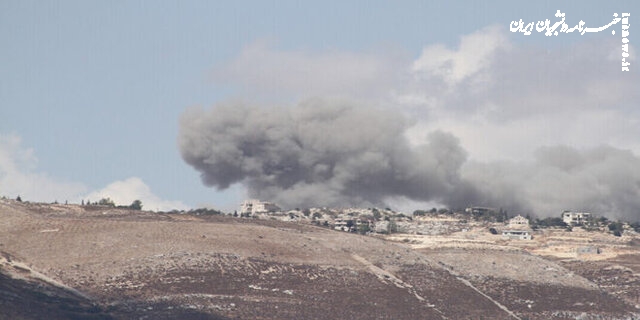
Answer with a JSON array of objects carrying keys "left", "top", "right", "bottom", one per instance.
[{"left": 0, "top": 199, "right": 637, "bottom": 319}]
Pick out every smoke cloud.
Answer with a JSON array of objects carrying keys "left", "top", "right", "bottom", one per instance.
[
  {"left": 178, "top": 99, "right": 473, "bottom": 209},
  {"left": 178, "top": 26, "right": 640, "bottom": 221},
  {"left": 179, "top": 99, "right": 640, "bottom": 221},
  {"left": 464, "top": 145, "right": 640, "bottom": 219}
]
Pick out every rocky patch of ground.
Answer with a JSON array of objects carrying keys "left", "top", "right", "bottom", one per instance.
[{"left": 558, "top": 254, "right": 640, "bottom": 309}]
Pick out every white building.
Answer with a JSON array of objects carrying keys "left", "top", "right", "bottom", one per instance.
[
  {"left": 502, "top": 230, "right": 532, "bottom": 240},
  {"left": 239, "top": 200, "right": 281, "bottom": 215},
  {"left": 508, "top": 215, "right": 529, "bottom": 227},
  {"left": 333, "top": 219, "right": 351, "bottom": 232},
  {"left": 561, "top": 211, "right": 591, "bottom": 226}
]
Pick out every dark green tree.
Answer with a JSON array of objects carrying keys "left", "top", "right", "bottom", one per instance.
[
  {"left": 98, "top": 198, "right": 115, "bottom": 207},
  {"left": 388, "top": 220, "right": 398, "bottom": 234},
  {"left": 129, "top": 200, "right": 143, "bottom": 210},
  {"left": 413, "top": 210, "right": 427, "bottom": 216},
  {"left": 534, "top": 217, "right": 568, "bottom": 228},
  {"left": 358, "top": 224, "right": 371, "bottom": 235},
  {"left": 608, "top": 222, "right": 624, "bottom": 236}
]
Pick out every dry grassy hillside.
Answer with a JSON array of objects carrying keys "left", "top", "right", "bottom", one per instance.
[{"left": 1, "top": 199, "right": 638, "bottom": 319}]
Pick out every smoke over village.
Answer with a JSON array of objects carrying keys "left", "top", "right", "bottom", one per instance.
[
  {"left": 179, "top": 98, "right": 640, "bottom": 220},
  {"left": 179, "top": 99, "right": 470, "bottom": 209},
  {"left": 173, "top": 21, "right": 640, "bottom": 221}
]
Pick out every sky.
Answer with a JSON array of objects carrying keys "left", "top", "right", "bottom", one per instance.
[{"left": 1, "top": 1, "right": 639, "bottom": 217}]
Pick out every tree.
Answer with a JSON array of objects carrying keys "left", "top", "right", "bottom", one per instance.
[
  {"left": 387, "top": 220, "right": 398, "bottom": 234},
  {"left": 16, "top": 195, "right": 22, "bottom": 202},
  {"left": 413, "top": 210, "right": 427, "bottom": 217},
  {"left": 129, "top": 200, "right": 143, "bottom": 210},
  {"left": 608, "top": 222, "right": 624, "bottom": 236},
  {"left": 358, "top": 224, "right": 371, "bottom": 235},
  {"left": 534, "top": 217, "right": 568, "bottom": 228},
  {"left": 372, "top": 208, "right": 381, "bottom": 220},
  {"left": 98, "top": 198, "right": 115, "bottom": 207}
]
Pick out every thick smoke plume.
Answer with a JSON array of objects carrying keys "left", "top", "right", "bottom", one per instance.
[
  {"left": 178, "top": 99, "right": 472, "bottom": 209},
  {"left": 464, "top": 146, "right": 640, "bottom": 220},
  {"left": 179, "top": 100, "right": 640, "bottom": 221}
]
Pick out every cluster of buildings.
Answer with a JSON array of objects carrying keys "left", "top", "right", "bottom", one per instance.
[
  {"left": 239, "top": 201, "right": 603, "bottom": 241},
  {"left": 491, "top": 211, "right": 594, "bottom": 240}
]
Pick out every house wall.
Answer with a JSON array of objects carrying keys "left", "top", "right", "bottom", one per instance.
[{"left": 501, "top": 230, "right": 532, "bottom": 240}]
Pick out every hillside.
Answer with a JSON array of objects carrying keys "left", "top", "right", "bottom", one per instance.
[{"left": 1, "top": 199, "right": 639, "bottom": 319}]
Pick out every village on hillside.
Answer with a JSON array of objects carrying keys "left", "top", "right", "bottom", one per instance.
[
  {"left": 4, "top": 195, "right": 638, "bottom": 260},
  {"left": 233, "top": 200, "right": 638, "bottom": 244}
]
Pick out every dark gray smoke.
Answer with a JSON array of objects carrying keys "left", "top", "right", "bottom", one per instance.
[
  {"left": 178, "top": 99, "right": 472, "bottom": 209},
  {"left": 179, "top": 99, "right": 640, "bottom": 221}
]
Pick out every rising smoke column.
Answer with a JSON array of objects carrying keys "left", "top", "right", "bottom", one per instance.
[{"left": 178, "top": 99, "right": 474, "bottom": 209}]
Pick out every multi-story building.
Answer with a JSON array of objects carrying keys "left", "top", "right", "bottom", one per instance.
[
  {"left": 240, "top": 200, "right": 281, "bottom": 215},
  {"left": 561, "top": 211, "right": 591, "bottom": 226}
]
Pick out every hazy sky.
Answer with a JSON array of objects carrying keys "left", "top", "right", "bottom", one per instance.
[{"left": 1, "top": 1, "right": 638, "bottom": 216}]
